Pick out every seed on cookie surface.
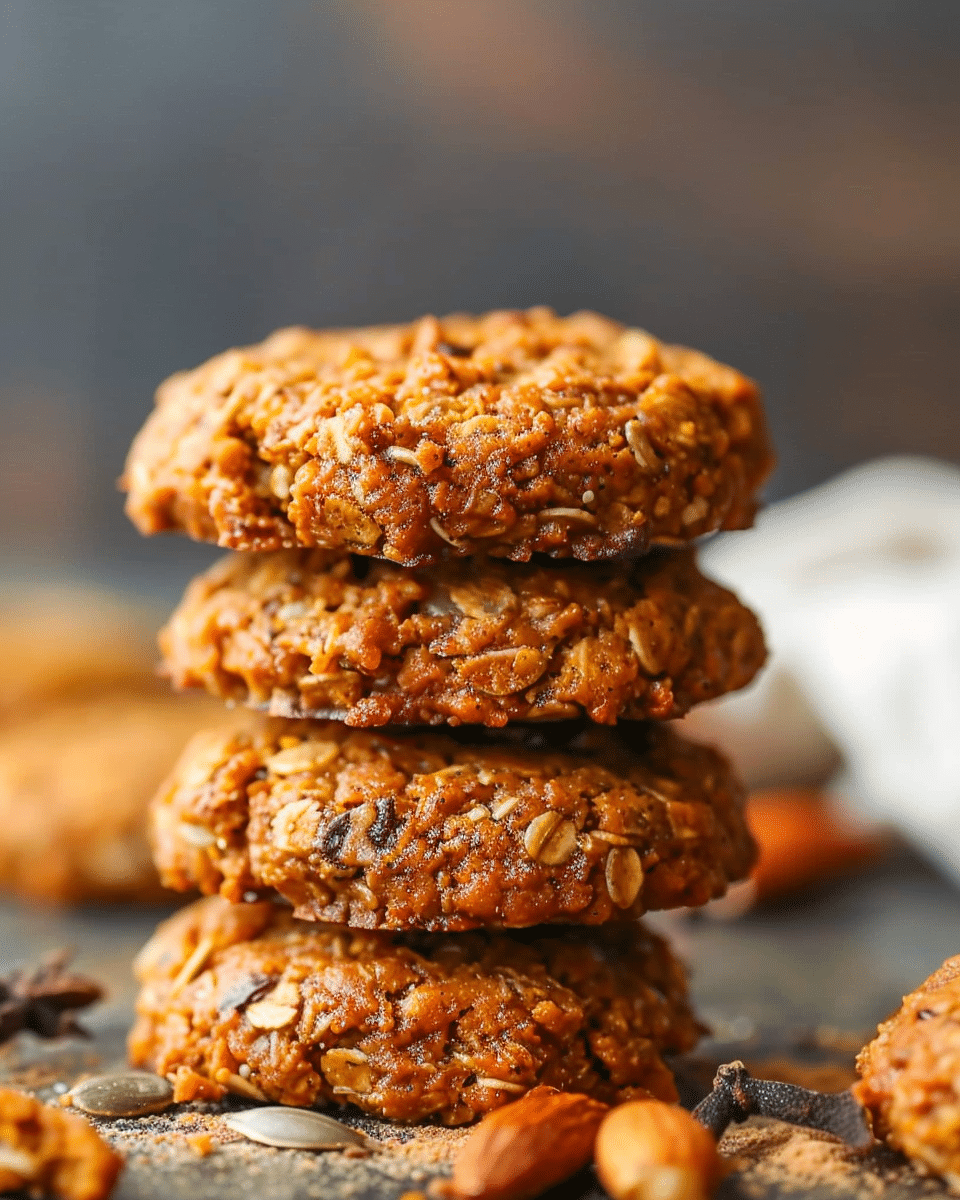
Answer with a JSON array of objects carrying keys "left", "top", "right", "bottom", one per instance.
[
  {"left": 606, "top": 847, "right": 645, "bottom": 909},
  {"left": 159, "top": 545, "right": 766, "bottom": 729},
  {"left": 151, "top": 719, "right": 753, "bottom": 931},
  {"left": 130, "top": 895, "right": 701, "bottom": 1123},
  {"left": 523, "top": 813, "right": 578, "bottom": 865}
]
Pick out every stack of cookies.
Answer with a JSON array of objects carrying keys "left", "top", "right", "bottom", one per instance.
[{"left": 121, "top": 308, "right": 774, "bottom": 1124}]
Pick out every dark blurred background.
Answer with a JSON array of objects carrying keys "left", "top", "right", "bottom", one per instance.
[{"left": 2, "top": 1, "right": 959, "bottom": 599}]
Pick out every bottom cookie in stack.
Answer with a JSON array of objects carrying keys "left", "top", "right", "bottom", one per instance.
[{"left": 129, "top": 895, "right": 702, "bottom": 1125}]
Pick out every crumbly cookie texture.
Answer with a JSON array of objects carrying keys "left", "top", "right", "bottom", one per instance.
[
  {"left": 150, "top": 718, "right": 753, "bottom": 931},
  {"left": 129, "top": 895, "right": 701, "bottom": 1124},
  {"left": 160, "top": 547, "right": 766, "bottom": 727},
  {"left": 855, "top": 955, "right": 960, "bottom": 1186},
  {"left": 0, "top": 1086, "right": 122, "bottom": 1200},
  {"left": 123, "top": 308, "right": 773, "bottom": 564},
  {"left": 0, "top": 692, "right": 224, "bottom": 905}
]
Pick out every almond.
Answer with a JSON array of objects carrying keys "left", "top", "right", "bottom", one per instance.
[
  {"left": 595, "top": 1100, "right": 723, "bottom": 1200},
  {"left": 747, "top": 789, "right": 886, "bottom": 901},
  {"left": 451, "top": 1085, "right": 607, "bottom": 1200}
]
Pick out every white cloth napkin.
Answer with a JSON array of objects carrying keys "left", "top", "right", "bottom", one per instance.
[{"left": 680, "top": 456, "right": 960, "bottom": 880}]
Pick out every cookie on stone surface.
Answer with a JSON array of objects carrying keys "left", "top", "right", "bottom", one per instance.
[
  {"left": 0, "top": 1086, "right": 122, "bottom": 1200},
  {"left": 854, "top": 955, "right": 960, "bottom": 1186},
  {"left": 160, "top": 547, "right": 765, "bottom": 728},
  {"left": 0, "top": 691, "right": 224, "bottom": 905},
  {"left": 123, "top": 307, "right": 773, "bottom": 564},
  {"left": 129, "top": 895, "right": 701, "bottom": 1124},
  {"left": 150, "top": 718, "right": 753, "bottom": 931}
]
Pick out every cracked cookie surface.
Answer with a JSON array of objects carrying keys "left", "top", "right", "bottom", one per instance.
[
  {"left": 160, "top": 547, "right": 765, "bottom": 727},
  {"left": 150, "top": 718, "right": 753, "bottom": 931},
  {"left": 129, "top": 895, "right": 701, "bottom": 1124},
  {"left": 123, "top": 307, "right": 773, "bottom": 564}
]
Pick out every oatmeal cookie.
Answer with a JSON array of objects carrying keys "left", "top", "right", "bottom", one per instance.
[
  {"left": 150, "top": 718, "right": 752, "bottom": 931},
  {"left": 123, "top": 308, "right": 773, "bottom": 564},
  {"left": 160, "top": 547, "right": 765, "bottom": 727},
  {"left": 0, "top": 1086, "right": 122, "bottom": 1200},
  {"left": 0, "top": 692, "right": 224, "bottom": 905},
  {"left": 0, "top": 587, "right": 157, "bottom": 722},
  {"left": 129, "top": 895, "right": 701, "bottom": 1123},
  {"left": 854, "top": 955, "right": 960, "bottom": 1186}
]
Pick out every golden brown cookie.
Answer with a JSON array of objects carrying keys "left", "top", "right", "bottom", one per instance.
[
  {"left": 0, "top": 692, "right": 224, "bottom": 905},
  {"left": 123, "top": 308, "right": 773, "bottom": 565},
  {"left": 0, "top": 1086, "right": 122, "bottom": 1200},
  {"left": 150, "top": 718, "right": 753, "bottom": 931},
  {"left": 160, "top": 547, "right": 765, "bottom": 727},
  {"left": 129, "top": 895, "right": 701, "bottom": 1124},
  {"left": 854, "top": 955, "right": 960, "bottom": 1186},
  {"left": 0, "top": 587, "right": 158, "bottom": 722}
]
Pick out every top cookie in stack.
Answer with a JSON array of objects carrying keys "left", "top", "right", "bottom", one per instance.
[
  {"left": 124, "top": 307, "right": 771, "bottom": 563},
  {"left": 122, "top": 308, "right": 773, "bottom": 1121}
]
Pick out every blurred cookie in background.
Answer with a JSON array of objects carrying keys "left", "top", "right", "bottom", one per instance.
[
  {"left": 0, "top": 587, "right": 157, "bottom": 720},
  {"left": 0, "top": 587, "right": 225, "bottom": 905}
]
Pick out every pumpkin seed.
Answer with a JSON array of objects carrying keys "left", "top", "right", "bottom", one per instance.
[
  {"left": 70, "top": 1071, "right": 174, "bottom": 1118},
  {"left": 222, "top": 1107, "right": 369, "bottom": 1151}
]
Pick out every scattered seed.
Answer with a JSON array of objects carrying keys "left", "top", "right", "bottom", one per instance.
[
  {"left": 70, "top": 1071, "right": 174, "bottom": 1118},
  {"left": 223, "top": 1107, "right": 369, "bottom": 1151},
  {"left": 605, "top": 847, "right": 644, "bottom": 908}
]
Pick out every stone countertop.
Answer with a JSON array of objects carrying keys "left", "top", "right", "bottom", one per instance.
[{"left": 1, "top": 849, "right": 956, "bottom": 1199}]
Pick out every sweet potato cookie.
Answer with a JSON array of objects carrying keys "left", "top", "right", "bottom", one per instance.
[
  {"left": 161, "top": 547, "right": 765, "bottom": 728},
  {"left": 0, "top": 1086, "right": 122, "bottom": 1200},
  {"left": 855, "top": 955, "right": 960, "bottom": 1186},
  {"left": 0, "top": 691, "right": 223, "bottom": 905},
  {"left": 0, "top": 587, "right": 157, "bottom": 723},
  {"left": 123, "top": 308, "right": 773, "bottom": 564},
  {"left": 150, "top": 718, "right": 752, "bottom": 931},
  {"left": 129, "top": 895, "right": 701, "bottom": 1123}
]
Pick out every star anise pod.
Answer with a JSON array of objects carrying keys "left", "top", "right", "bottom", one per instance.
[{"left": 0, "top": 949, "right": 104, "bottom": 1044}]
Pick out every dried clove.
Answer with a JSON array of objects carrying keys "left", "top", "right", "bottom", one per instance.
[
  {"left": 692, "top": 1060, "right": 873, "bottom": 1149},
  {"left": 0, "top": 949, "right": 104, "bottom": 1044}
]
